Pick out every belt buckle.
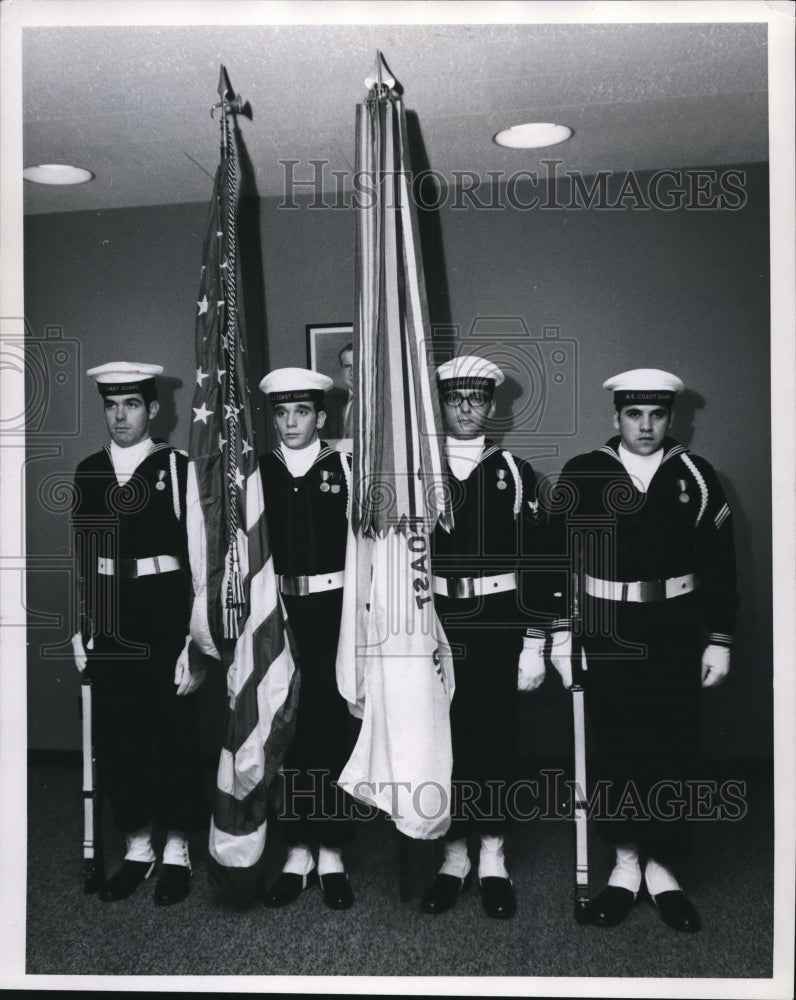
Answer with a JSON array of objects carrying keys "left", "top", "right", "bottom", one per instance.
[
  {"left": 638, "top": 579, "right": 665, "bottom": 602},
  {"left": 449, "top": 577, "right": 475, "bottom": 599},
  {"left": 282, "top": 576, "right": 309, "bottom": 597}
]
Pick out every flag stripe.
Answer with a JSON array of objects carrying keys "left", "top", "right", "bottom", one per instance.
[
  {"left": 209, "top": 816, "right": 266, "bottom": 867},
  {"left": 216, "top": 646, "right": 295, "bottom": 797},
  {"left": 224, "top": 612, "right": 293, "bottom": 751}
]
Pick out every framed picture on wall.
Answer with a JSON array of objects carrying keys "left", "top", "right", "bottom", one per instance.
[{"left": 305, "top": 323, "right": 354, "bottom": 443}]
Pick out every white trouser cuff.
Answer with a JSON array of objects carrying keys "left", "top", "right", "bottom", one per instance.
[
  {"left": 478, "top": 834, "right": 509, "bottom": 879},
  {"left": 124, "top": 823, "right": 156, "bottom": 863},
  {"left": 283, "top": 844, "right": 315, "bottom": 876},
  {"left": 163, "top": 830, "right": 191, "bottom": 869},
  {"left": 607, "top": 842, "right": 641, "bottom": 894},
  {"left": 317, "top": 846, "right": 345, "bottom": 876},
  {"left": 439, "top": 838, "right": 471, "bottom": 879},
  {"left": 644, "top": 857, "right": 681, "bottom": 896}
]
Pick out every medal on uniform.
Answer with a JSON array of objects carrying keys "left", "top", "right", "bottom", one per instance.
[
  {"left": 320, "top": 470, "right": 331, "bottom": 493},
  {"left": 156, "top": 470, "right": 166, "bottom": 491},
  {"left": 331, "top": 473, "right": 340, "bottom": 494},
  {"left": 496, "top": 468, "right": 507, "bottom": 490},
  {"left": 677, "top": 478, "right": 689, "bottom": 503}
]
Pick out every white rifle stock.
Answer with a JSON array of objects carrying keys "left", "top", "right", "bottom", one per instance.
[
  {"left": 571, "top": 632, "right": 589, "bottom": 923},
  {"left": 571, "top": 563, "right": 590, "bottom": 923},
  {"left": 80, "top": 673, "right": 104, "bottom": 892}
]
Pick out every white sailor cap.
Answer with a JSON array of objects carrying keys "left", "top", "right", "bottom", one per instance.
[
  {"left": 603, "top": 368, "right": 684, "bottom": 408},
  {"left": 259, "top": 367, "right": 333, "bottom": 406},
  {"left": 436, "top": 355, "right": 505, "bottom": 391},
  {"left": 86, "top": 362, "right": 163, "bottom": 399}
]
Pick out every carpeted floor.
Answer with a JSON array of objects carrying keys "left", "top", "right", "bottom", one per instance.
[{"left": 24, "top": 757, "right": 775, "bottom": 983}]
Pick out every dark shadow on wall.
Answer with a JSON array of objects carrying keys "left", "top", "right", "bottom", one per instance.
[
  {"left": 702, "top": 466, "right": 773, "bottom": 761},
  {"left": 150, "top": 376, "right": 181, "bottom": 442},
  {"left": 669, "top": 388, "right": 704, "bottom": 450},
  {"left": 490, "top": 374, "right": 523, "bottom": 442},
  {"left": 405, "top": 110, "right": 452, "bottom": 343}
]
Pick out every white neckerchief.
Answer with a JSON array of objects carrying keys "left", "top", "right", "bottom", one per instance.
[
  {"left": 109, "top": 437, "right": 154, "bottom": 485},
  {"left": 618, "top": 442, "right": 664, "bottom": 494},
  {"left": 280, "top": 438, "right": 321, "bottom": 478},
  {"left": 446, "top": 434, "right": 485, "bottom": 481}
]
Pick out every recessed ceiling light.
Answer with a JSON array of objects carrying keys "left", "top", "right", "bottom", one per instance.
[
  {"left": 493, "top": 123, "right": 573, "bottom": 149},
  {"left": 23, "top": 164, "right": 94, "bottom": 186}
]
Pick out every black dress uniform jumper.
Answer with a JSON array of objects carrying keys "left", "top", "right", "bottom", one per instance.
[
  {"left": 556, "top": 436, "right": 737, "bottom": 860},
  {"left": 72, "top": 441, "right": 207, "bottom": 835},
  {"left": 259, "top": 443, "right": 354, "bottom": 847},
  {"left": 430, "top": 442, "right": 559, "bottom": 839}
]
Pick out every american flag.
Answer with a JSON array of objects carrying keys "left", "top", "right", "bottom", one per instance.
[
  {"left": 335, "top": 57, "right": 455, "bottom": 839},
  {"left": 186, "top": 70, "right": 298, "bottom": 900}
]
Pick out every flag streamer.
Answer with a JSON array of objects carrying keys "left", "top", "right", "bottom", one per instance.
[{"left": 336, "top": 55, "right": 455, "bottom": 840}]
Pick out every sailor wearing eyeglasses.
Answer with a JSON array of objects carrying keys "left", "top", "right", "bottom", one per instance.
[{"left": 420, "top": 355, "right": 561, "bottom": 920}]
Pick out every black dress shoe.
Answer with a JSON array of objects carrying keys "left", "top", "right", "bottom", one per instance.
[
  {"left": 420, "top": 872, "right": 472, "bottom": 914},
  {"left": 651, "top": 889, "right": 701, "bottom": 933},
  {"left": 261, "top": 869, "right": 318, "bottom": 908},
  {"left": 98, "top": 860, "right": 155, "bottom": 902},
  {"left": 589, "top": 885, "right": 637, "bottom": 927},
  {"left": 320, "top": 872, "right": 354, "bottom": 910},
  {"left": 154, "top": 864, "right": 191, "bottom": 906},
  {"left": 479, "top": 877, "right": 517, "bottom": 919}
]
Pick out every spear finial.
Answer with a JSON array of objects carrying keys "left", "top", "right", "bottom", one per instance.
[
  {"left": 365, "top": 50, "right": 396, "bottom": 102},
  {"left": 211, "top": 65, "right": 245, "bottom": 119},
  {"left": 211, "top": 65, "right": 248, "bottom": 157}
]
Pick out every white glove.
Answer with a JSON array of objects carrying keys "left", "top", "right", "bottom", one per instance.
[
  {"left": 518, "top": 635, "right": 546, "bottom": 691},
  {"left": 71, "top": 633, "right": 87, "bottom": 674},
  {"left": 701, "top": 644, "right": 731, "bottom": 688},
  {"left": 549, "top": 631, "right": 574, "bottom": 689},
  {"left": 175, "top": 635, "right": 206, "bottom": 696}
]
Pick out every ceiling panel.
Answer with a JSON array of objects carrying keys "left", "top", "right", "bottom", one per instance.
[{"left": 20, "top": 20, "right": 769, "bottom": 215}]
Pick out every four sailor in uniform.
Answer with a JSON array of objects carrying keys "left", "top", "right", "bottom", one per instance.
[{"left": 72, "top": 359, "right": 737, "bottom": 930}]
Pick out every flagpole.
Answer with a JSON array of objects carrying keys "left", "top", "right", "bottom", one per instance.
[{"left": 211, "top": 66, "right": 247, "bottom": 639}]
